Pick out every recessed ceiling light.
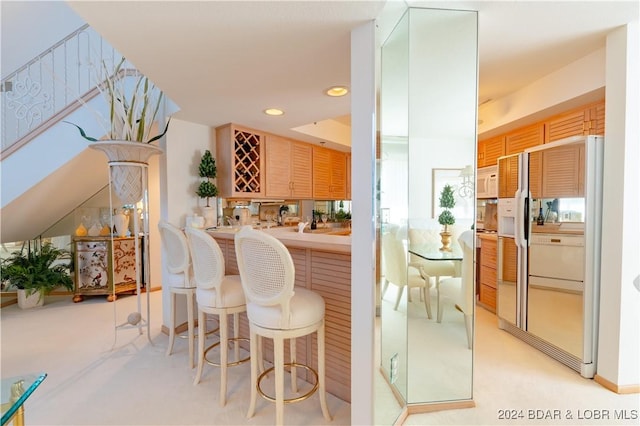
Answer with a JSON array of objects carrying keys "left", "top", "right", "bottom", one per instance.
[
  {"left": 264, "top": 108, "right": 284, "bottom": 116},
  {"left": 325, "top": 86, "right": 349, "bottom": 97}
]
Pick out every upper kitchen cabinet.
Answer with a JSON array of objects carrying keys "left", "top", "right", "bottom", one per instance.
[
  {"left": 544, "top": 100, "right": 605, "bottom": 143},
  {"left": 541, "top": 143, "right": 584, "bottom": 198},
  {"left": 498, "top": 154, "right": 520, "bottom": 198},
  {"left": 216, "top": 124, "right": 265, "bottom": 198},
  {"left": 265, "top": 134, "right": 313, "bottom": 199},
  {"left": 529, "top": 151, "right": 542, "bottom": 199},
  {"left": 505, "top": 123, "right": 544, "bottom": 155},
  {"left": 313, "top": 146, "right": 347, "bottom": 200},
  {"left": 477, "top": 135, "right": 505, "bottom": 167}
]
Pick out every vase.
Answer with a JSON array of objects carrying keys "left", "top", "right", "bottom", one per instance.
[
  {"left": 439, "top": 230, "right": 452, "bottom": 252},
  {"left": 17, "top": 289, "right": 44, "bottom": 309},
  {"left": 89, "top": 141, "right": 163, "bottom": 205},
  {"left": 200, "top": 201, "right": 217, "bottom": 228},
  {"left": 113, "top": 210, "right": 130, "bottom": 237}
]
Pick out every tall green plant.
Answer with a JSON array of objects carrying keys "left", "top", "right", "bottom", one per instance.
[
  {"left": 195, "top": 150, "right": 218, "bottom": 207},
  {"left": 0, "top": 242, "right": 73, "bottom": 300},
  {"left": 437, "top": 184, "right": 456, "bottom": 231},
  {"left": 65, "top": 56, "right": 170, "bottom": 143}
]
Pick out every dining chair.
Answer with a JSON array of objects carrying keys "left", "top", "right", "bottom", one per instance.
[
  {"left": 234, "top": 226, "right": 331, "bottom": 426},
  {"left": 438, "top": 230, "right": 475, "bottom": 349},
  {"left": 157, "top": 221, "right": 196, "bottom": 368},
  {"left": 407, "top": 228, "right": 459, "bottom": 319},
  {"left": 185, "top": 227, "right": 249, "bottom": 407},
  {"left": 381, "top": 231, "right": 432, "bottom": 317}
]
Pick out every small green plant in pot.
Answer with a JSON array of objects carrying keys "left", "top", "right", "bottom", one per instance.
[
  {"left": 437, "top": 184, "right": 456, "bottom": 252},
  {"left": 195, "top": 150, "right": 219, "bottom": 227},
  {"left": 1, "top": 242, "right": 74, "bottom": 308}
]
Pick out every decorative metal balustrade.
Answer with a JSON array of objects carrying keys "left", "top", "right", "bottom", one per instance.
[{"left": 1, "top": 24, "right": 121, "bottom": 156}]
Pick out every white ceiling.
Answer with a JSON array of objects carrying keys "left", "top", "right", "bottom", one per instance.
[{"left": 68, "top": 0, "right": 638, "bottom": 150}]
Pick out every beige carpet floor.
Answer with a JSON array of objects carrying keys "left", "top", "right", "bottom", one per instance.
[
  {"left": 2, "top": 290, "right": 638, "bottom": 425},
  {"left": 1, "top": 291, "right": 350, "bottom": 425}
]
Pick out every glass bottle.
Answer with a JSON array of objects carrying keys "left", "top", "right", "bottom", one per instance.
[{"left": 311, "top": 210, "right": 317, "bottom": 230}]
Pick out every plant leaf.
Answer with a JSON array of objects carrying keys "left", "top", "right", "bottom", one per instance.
[
  {"left": 63, "top": 121, "right": 98, "bottom": 142},
  {"left": 146, "top": 118, "right": 171, "bottom": 144}
]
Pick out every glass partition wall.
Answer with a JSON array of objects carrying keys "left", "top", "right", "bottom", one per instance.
[{"left": 378, "top": 6, "right": 478, "bottom": 417}]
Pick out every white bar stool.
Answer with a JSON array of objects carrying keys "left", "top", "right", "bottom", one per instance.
[
  {"left": 158, "top": 221, "right": 196, "bottom": 369},
  {"left": 185, "top": 227, "right": 249, "bottom": 407},
  {"left": 235, "top": 226, "right": 332, "bottom": 426}
]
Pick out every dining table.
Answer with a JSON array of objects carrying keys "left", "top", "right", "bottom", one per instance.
[{"left": 408, "top": 245, "right": 464, "bottom": 321}]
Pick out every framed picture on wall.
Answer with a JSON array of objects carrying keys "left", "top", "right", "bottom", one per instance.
[{"left": 431, "top": 168, "right": 473, "bottom": 220}]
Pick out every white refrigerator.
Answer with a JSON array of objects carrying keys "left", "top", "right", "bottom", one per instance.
[{"left": 496, "top": 135, "right": 604, "bottom": 378}]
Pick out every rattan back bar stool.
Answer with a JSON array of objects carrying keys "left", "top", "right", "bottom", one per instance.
[
  {"left": 185, "top": 227, "right": 249, "bottom": 407},
  {"left": 234, "top": 226, "right": 332, "bottom": 425},
  {"left": 158, "top": 221, "right": 196, "bottom": 369}
]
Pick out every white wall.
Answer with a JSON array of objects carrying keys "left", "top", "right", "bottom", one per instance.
[
  {"left": 156, "top": 118, "right": 215, "bottom": 328},
  {"left": 479, "top": 48, "right": 606, "bottom": 138},
  {"left": 1, "top": 1, "right": 84, "bottom": 78},
  {"left": 598, "top": 21, "right": 640, "bottom": 389}
]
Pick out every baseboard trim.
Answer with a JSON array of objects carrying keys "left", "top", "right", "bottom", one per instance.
[
  {"left": 394, "top": 407, "right": 409, "bottom": 426},
  {"left": 406, "top": 399, "right": 475, "bottom": 415},
  {"left": 378, "top": 366, "right": 406, "bottom": 408},
  {"left": 594, "top": 374, "right": 640, "bottom": 394},
  {"left": 161, "top": 321, "right": 192, "bottom": 337}
]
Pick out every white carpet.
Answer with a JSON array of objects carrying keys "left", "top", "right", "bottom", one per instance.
[
  {"left": 2, "top": 291, "right": 638, "bottom": 425},
  {"left": 1, "top": 291, "right": 350, "bottom": 425}
]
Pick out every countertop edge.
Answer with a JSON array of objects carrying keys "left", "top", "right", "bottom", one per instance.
[{"left": 207, "top": 229, "right": 352, "bottom": 254}]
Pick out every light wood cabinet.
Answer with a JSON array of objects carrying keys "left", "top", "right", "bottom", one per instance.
[
  {"left": 313, "top": 146, "right": 347, "bottom": 200},
  {"left": 478, "top": 100, "right": 604, "bottom": 174},
  {"left": 216, "top": 124, "right": 265, "bottom": 198},
  {"left": 505, "top": 123, "right": 544, "bottom": 155},
  {"left": 478, "top": 235, "right": 497, "bottom": 312},
  {"left": 497, "top": 154, "right": 519, "bottom": 198},
  {"left": 544, "top": 100, "right": 605, "bottom": 143},
  {"left": 529, "top": 151, "right": 542, "bottom": 199},
  {"left": 541, "top": 143, "right": 584, "bottom": 198},
  {"left": 265, "top": 134, "right": 313, "bottom": 199},
  {"left": 477, "top": 135, "right": 505, "bottom": 167}
]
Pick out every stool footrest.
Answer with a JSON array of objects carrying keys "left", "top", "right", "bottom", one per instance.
[
  {"left": 204, "top": 337, "right": 250, "bottom": 367},
  {"left": 256, "top": 363, "right": 319, "bottom": 404}
]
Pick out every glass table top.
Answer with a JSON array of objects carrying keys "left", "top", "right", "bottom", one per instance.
[
  {"left": 1, "top": 373, "right": 47, "bottom": 426},
  {"left": 409, "top": 245, "right": 463, "bottom": 261}
]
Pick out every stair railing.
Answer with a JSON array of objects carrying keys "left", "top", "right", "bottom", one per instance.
[{"left": 1, "top": 24, "right": 120, "bottom": 158}]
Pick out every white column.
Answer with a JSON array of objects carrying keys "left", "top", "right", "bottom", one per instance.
[
  {"left": 351, "top": 20, "right": 377, "bottom": 425},
  {"left": 598, "top": 21, "right": 640, "bottom": 390}
]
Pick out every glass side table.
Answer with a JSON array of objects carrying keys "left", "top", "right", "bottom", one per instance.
[{"left": 1, "top": 373, "right": 47, "bottom": 426}]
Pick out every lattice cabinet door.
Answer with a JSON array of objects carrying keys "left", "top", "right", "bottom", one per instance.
[{"left": 216, "top": 123, "right": 265, "bottom": 198}]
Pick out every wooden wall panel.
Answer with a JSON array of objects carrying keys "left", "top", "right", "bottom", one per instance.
[{"left": 210, "top": 235, "right": 352, "bottom": 402}]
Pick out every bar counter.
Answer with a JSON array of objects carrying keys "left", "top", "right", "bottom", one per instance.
[{"left": 207, "top": 227, "right": 352, "bottom": 402}]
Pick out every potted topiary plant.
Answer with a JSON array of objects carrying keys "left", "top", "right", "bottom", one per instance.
[
  {"left": 0, "top": 242, "right": 74, "bottom": 309},
  {"left": 195, "top": 149, "right": 219, "bottom": 227},
  {"left": 437, "top": 184, "right": 456, "bottom": 252}
]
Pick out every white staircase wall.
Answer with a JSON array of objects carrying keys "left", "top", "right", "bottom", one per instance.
[{"left": 1, "top": 2, "right": 84, "bottom": 79}]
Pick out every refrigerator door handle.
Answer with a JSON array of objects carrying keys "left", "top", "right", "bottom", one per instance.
[
  {"left": 515, "top": 190, "right": 527, "bottom": 248},
  {"left": 513, "top": 189, "right": 522, "bottom": 245},
  {"left": 523, "top": 192, "right": 531, "bottom": 244}
]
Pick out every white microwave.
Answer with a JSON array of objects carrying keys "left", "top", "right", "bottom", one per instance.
[{"left": 477, "top": 165, "right": 498, "bottom": 199}]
